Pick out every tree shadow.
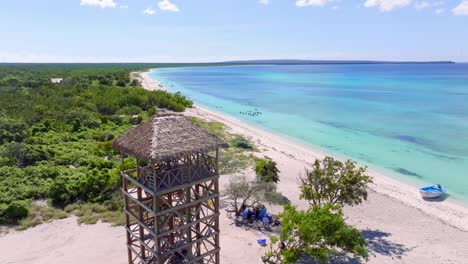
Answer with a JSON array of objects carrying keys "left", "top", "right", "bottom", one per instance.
[
  {"left": 362, "top": 229, "right": 410, "bottom": 258},
  {"left": 297, "top": 252, "right": 363, "bottom": 264},
  {"left": 219, "top": 199, "right": 231, "bottom": 210},
  {"left": 296, "top": 229, "right": 410, "bottom": 264}
]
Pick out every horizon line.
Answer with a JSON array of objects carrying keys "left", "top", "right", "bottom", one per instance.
[{"left": 0, "top": 59, "right": 462, "bottom": 65}]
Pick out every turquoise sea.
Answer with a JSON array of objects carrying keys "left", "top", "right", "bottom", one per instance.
[{"left": 150, "top": 64, "right": 468, "bottom": 201}]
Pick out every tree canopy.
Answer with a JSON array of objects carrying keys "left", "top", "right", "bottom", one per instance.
[
  {"left": 224, "top": 175, "right": 266, "bottom": 213},
  {"left": 254, "top": 157, "right": 280, "bottom": 184},
  {"left": 263, "top": 204, "right": 368, "bottom": 264},
  {"left": 299, "top": 156, "right": 372, "bottom": 207}
]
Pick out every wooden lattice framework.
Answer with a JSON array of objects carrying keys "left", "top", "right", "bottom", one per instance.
[{"left": 120, "top": 149, "right": 221, "bottom": 264}]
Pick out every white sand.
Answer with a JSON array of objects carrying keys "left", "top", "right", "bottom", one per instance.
[
  {"left": 138, "top": 70, "right": 165, "bottom": 91},
  {"left": 0, "top": 217, "right": 127, "bottom": 264},
  {"left": 1, "top": 70, "right": 467, "bottom": 264}
]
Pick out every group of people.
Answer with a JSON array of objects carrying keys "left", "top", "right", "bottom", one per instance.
[{"left": 239, "top": 204, "right": 279, "bottom": 229}]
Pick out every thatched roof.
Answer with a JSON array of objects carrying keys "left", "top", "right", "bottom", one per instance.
[{"left": 113, "top": 114, "right": 228, "bottom": 162}]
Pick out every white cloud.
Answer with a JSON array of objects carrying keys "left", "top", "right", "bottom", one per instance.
[
  {"left": 80, "top": 0, "right": 116, "bottom": 8},
  {"left": 259, "top": 0, "right": 270, "bottom": 5},
  {"left": 295, "top": 0, "right": 334, "bottom": 7},
  {"left": 119, "top": 5, "right": 128, "bottom": 9},
  {"left": 435, "top": 8, "right": 445, "bottom": 13},
  {"left": 452, "top": 1, "right": 468, "bottom": 15},
  {"left": 332, "top": 5, "right": 339, "bottom": 10},
  {"left": 143, "top": 8, "right": 156, "bottom": 15},
  {"left": 364, "top": 0, "right": 412, "bottom": 12},
  {"left": 414, "top": 1, "right": 444, "bottom": 10},
  {"left": 158, "top": 0, "right": 179, "bottom": 12},
  {"left": 414, "top": 1, "right": 430, "bottom": 9}
]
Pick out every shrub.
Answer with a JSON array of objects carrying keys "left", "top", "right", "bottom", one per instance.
[
  {"left": 131, "top": 115, "right": 143, "bottom": 125},
  {"left": 110, "top": 115, "right": 124, "bottom": 125},
  {"left": 255, "top": 158, "right": 280, "bottom": 183},
  {"left": 93, "top": 131, "right": 115, "bottom": 142},
  {"left": 0, "top": 117, "right": 28, "bottom": 144},
  {"left": 49, "top": 175, "right": 73, "bottom": 207},
  {"left": 232, "top": 135, "right": 253, "bottom": 149},
  {"left": 82, "top": 118, "right": 101, "bottom": 129},
  {"left": 115, "top": 105, "right": 143, "bottom": 115},
  {"left": 148, "top": 107, "right": 157, "bottom": 116},
  {"left": 49, "top": 169, "right": 114, "bottom": 207},
  {"left": 4, "top": 201, "right": 29, "bottom": 222},
  {"left": 3, "top": 143, "right": 50, "bottom": 167}
]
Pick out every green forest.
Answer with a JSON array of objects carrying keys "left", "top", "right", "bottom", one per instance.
[{"left": 0, "top": 63, "right": 193, "bottom": 227}]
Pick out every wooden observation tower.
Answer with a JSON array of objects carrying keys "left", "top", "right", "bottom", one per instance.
[{"left": 113, "top": 113, "right": 228, "bottom": 264}]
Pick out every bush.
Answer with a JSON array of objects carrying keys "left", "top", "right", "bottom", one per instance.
[
  {"left": 3, "top": 143, "right": 50, "bottom": 167},
  {"left": 110, "top": 115, "right": 124, "bottom": 125},
  {"left": 148, "top": 107, "right": 157, "bottom": 116},
  {"left": 3, "top": 201, "right": 29, "bottom": 223},
  {"left": 115, "top": 105, "right": 143, "bottom": 115},
  {"left": 49, "top": 169, "right": 114, "bottom": 207},
  {"left": 93, "top": 131, "right": 115, "bottom": 142},
  {"left": 232, "top": 135, "right": 253, "bottom": 149},
  {"left": 131, "top": 115, "right": 143, "bottom": 125},
  {"left": 82, "top": 118, "right": 101, "bottom": 129},
  {"left": 255, "top": 157, "right": 280, "bottom": 183},
  {"left": 49, "top": 176, "right": 73, "bottom": 207},
  {"left": 24, "top": 164, "right": 59, "bottom": 179},
  {"left": 0, "top": 117, "right": 28, "bottom": 144}
]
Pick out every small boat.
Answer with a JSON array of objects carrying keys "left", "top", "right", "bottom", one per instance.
[{"left": 419, "top": 184, "right": 445, "bottom": 199}]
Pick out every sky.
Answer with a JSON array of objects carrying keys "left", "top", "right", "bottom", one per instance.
[{"left": 1, "top": 0, "right": 468, "bottom": 62}]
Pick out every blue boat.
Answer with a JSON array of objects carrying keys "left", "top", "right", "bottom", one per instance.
[{"left": 419, "top": 185, "right": 445, "bottom": 199}]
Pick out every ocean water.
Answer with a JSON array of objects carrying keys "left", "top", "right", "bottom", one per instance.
[{"left": 150, "top": 64, "right": 468, "bottom": 201}]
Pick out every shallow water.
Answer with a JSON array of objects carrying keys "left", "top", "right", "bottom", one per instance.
[{"left": 150, "top": 64, "right": 468, "bottom": 201}]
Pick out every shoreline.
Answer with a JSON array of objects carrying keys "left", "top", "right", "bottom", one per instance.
[
  {"left": 2, "top": 70, "right": 467, "bottom": 264},
  {"left": 140, "top": 69, "right": 468, "bottom": 232},
  {"left": 187, "top": 105, "right": 468, "bottom": 230}
]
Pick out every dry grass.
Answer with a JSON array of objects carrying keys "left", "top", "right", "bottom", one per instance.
[
  {"left": 65, "top": 203, "right": 125, "bottom": 226},
  {"left": 17, "top": 205, "right": 68, "bottom": 230}
]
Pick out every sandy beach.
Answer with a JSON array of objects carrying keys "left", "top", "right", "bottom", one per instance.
[{"left": 1, "top": 70, "right": 467, "bottom": 264}]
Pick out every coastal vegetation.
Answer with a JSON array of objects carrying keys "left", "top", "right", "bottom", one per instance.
[
  {"left": 232, "top": 135, "right": 253, "bottom": 149},
  {"left": 254, "top": 157, "right": 280, "bottom": 184},
  {"left": 263, "top": 157, "right": 372, "bottom": 263},
  {"left": 299, "top": 157, "right": 373, "bottom": 206},
  {"left": 262, "top": 204, "right": 368, "bottom": 264},
  {"left": 0, "top": 64, "right": 192, "bottom": 227}
]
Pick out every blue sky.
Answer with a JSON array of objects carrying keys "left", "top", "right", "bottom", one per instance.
[{"left": 1, "top": 0, "right": 468, "bottom": 62}]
